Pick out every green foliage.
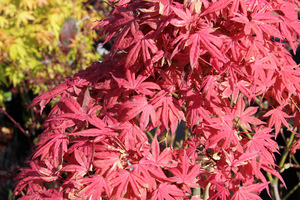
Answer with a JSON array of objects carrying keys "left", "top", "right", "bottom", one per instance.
[{"left": 0, "top": 0, "right": 101, "bottom": 107}]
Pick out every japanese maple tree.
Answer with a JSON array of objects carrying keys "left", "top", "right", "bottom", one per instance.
[{"left": 14, "top": 0, "right": 300, "bottom": 199}]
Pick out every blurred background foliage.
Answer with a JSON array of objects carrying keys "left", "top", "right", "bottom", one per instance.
[{"left": 0, "top": 0, "right": 105, "bottom": 107}]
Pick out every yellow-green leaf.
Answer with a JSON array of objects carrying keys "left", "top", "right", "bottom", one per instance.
[
  {"left": 4, "top": 4, "right": 17, "bottom": 17},
  {"left": 0, "top": 16, "right": 9, "bottom": 28},
  {"left": 20, "top": 0, "right": 37, "bottom": 11},
  {"left": 16, "top": 11, "right": 35, "bottom": 27}
]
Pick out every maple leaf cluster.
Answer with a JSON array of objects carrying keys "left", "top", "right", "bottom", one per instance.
[{"left": 14, "top": 0, "right": 300, "bottom": 199}]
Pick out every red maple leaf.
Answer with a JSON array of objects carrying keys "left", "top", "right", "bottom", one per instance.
[
  {"left": 109, "top": 168, "right": 148, "bottom": 198},
  {"left": 18, "top": 189, "right": 63, "bottom": 200},
  {"left": 206, "top": 119, "right": 242, "bottom": 151},
  {"left": 52, "top": 97, "right": 106, "bottom": 130},
  {"left": 231, "top": 182, "right": 270, "bottom": 200},
  {"left": 201, "top": 0, "right": 233, "bottom": 16},
  {"left": 151, "top": 90, "right": 184, "bottom": 134},
  {"left": 170, "top": 6, "right": 194, "bottom": 28},
  {"left": 93, "top": 144, "right": 123, "bottom": 175},
  {"left": 143, "top": 135, "right": 177, "bottom": 168},
  {"left": 244, "top": 126, "right": 279, "bottom": 165},
  {"left": 113, "top": 70, "right": 160, "bottom": 95},
  {"left": 150, "top": 182, "right": 185, "bottom": 200},
  {"left": 99, "top": 9, "right": 138, "bottom": 57},
  {"left": 235, "top": 97, "right": 265, "bottom": 131},
  {"left": 117, "top": 121, "right": 148, "bottom": 150},
  {"left": 250, "top": 56, "right": 276, "bottom": 87},
  {"left": 125, "top": 31, "right": 158, "bottom": 68},
  {"left": 29, "top": 83, "right": 69, "bottom": 114},
  {"left": 168, "top": 151, "right": 201, "bottom": 194},
  {"left": 231, "top": 11, "right": 281, "bottom": 41},
  {"left": 61, "top": 149, "right": 92, "bottom": 178},
  {"left": 221, "top": 148, "right": 259, "bottom": 175},
  {"left": 33, "top": 130, "right": 68, "bottom": 164},
  {"left": 77, "top": 175, "right": 111, "bottom": 199},
  {"left": 185, "top": 91, "right": 212, "bottom": 127},
  {"left": 263, "top": 107, "right": 291, "bottom": 137},
  {"left": 121, "top": 95, "right": 158, "bottom": 130},
  {"left": 209, "top": 180, "right": 231, "bottom": 200}
]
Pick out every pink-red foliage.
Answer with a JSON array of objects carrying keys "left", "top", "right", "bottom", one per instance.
[{"left": 14, "top": 0, "right": 300, "bottom": 199}]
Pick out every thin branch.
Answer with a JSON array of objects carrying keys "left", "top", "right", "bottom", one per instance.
[
  {"left": 272, "top": 181, "right": 281, "bottom": 200},
  {"left": 203, "top": 182, "right": 211, "bottom": 200},
  {"left": 146, "top": 131, "right": 154, "bottom": 141},
  {"left": 236, "top": 119, "right": 252, "bottom": 139},
  {"left": 290, "top": 97, "right": 300, "bottom": 112},
  {"left": 291, "top": 155, "right": 300, "bottom": 166},
  {"left": 282, "top": 181, "right": 300, "bottom": 200},
  {"left": 0, "top": 107, "right": 28, "bottom": 137},
  {"left": 275, "top": 132, "right": 295, "bottom": 185}
]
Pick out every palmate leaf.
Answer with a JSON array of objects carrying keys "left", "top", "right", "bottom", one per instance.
[
  {"left": 61, "top": 149, "right": 92, "bottom": 178},
  {"left": 187, "top": 33, "right": 206, "bottom": 69},
  {"left": 263, "top": 107, "right": 292, "bottom": 137},
  {"left": 18, "top": 189, "right": 63, "bottom": 200},
  {"left": 143, "top": 135, "right": 177, "bottom": 168},
  {"left": 121, "top": 95, "right": 158, "bottom": 130},
  {"left": 244, "top": 127, "right": 279, "bottom": 161},
  {"left": 279, "top": 65, "right": 300, "bottom": 94},
  {"left": 125, "top": 40, "right": 142, "bottom": 68},
  {"left": 231, "top": 11, "right": 281, "bottom": 41},
  {"left": 17, "top": 160, "right": 58, "bottom": 190},
  {"left": 185, "top": 91, "right": 212, "bottom": 127},
  {"left": 93, "top": 149, "right": 122, "bottom": 176},
  {"left": 231, "top": 182, "right": 270, "bottom": 200},
  {"left": 77, "top": 175, "right": 111, "bottom": 199},
  {"left": 109, "top": 168, "right": 148, "bottom": 198},
  {"left": 131, "top": 159, "right": 162, "bottom": 192},
  {"left": 198, "top": 29, "right": 228, "bottom": 63},
  {"left": 16, "top": 11, "right": 35, "bottom": 27},
  {"left": 29, "top": 83, "right": 69, "bottom": 114},
  {"left": 206, "top": 119, "right": 242, "bottom": 151},
  {"left": 235, "top": 96, "right": 265, "bottom": 131},
  {"left": 124, "top": 30, "right": 159, "bottom": 68},
  {"left": 173, "top": 28, "right": 227, "bottom": 64},
  {"left": 117, "top": 121, "right": 148, "bottom": 149},
  {"left": 200, "top": 75, "right": 219, "bottom": 100},
  {"left": 251, "top": 55, "right": 276, "bottom": 85},
  {"left": 151, "top": 90, "right": 184, "bottom": 134},
  {"left": 113, "top": 70, "right": 160, "bottom": 95},
  {"left": 53, "top": 97, "right": 106, "bottom": 129},
  {"left": 33, "top": 130, "right": 68, "bottom": 163},
  {"left": 222, "top": 148, "right": 259, "bottom": 173},
  {"left": 170, "top": 6, "right": 193, "bottom": 27},
  {"left": 99, "top": 9, "right": 138, "bottom": 56},
  {"left": 279, "top": 20, "right": 298, "bottom": 54},
  {"left": 168, "top": 151, "right": 201, "bottom": 194},
  {"left": 200, "top": 0, "right": 233, "bottom": 16},
  {"left": 150, "top": 182, "right": 185, "bottom": 200},
  {"left": 209, "top": 180, "right": 231, "bottom": 200}
]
